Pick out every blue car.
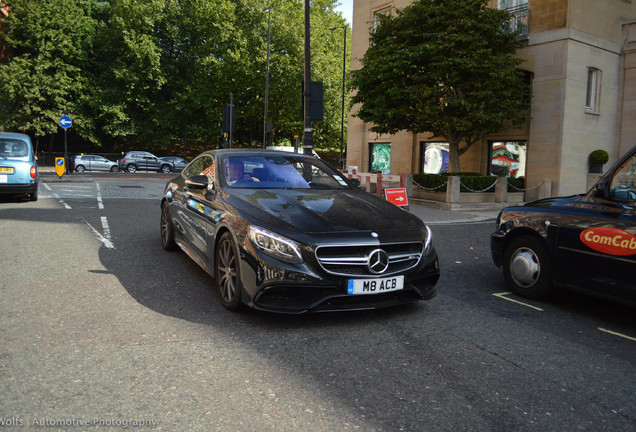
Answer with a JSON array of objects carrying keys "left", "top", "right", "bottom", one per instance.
[{"left": 0, "top": 132, "right": 38, "bottom": 201}]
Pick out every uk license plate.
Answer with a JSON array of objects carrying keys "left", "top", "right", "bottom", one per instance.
[
  {"left": 347, "top": 275, "right": 404, "bottom": 295},
  {"left": 0, "top": 167, "right": 14, "bottom": 173}
]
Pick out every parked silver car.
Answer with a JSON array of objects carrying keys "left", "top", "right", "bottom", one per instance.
[{"left": 74, "top": 154, "right": 118, "bottom": 172}]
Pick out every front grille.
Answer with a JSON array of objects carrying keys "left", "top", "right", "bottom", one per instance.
[{"left": 315, "top": 242, "right": 424, "bottom": 277}]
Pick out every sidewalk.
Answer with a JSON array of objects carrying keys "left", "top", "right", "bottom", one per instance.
[
  {"left": 406, "top": 202, "right": 502, "bottom": 224},
  {"left": 37, "top": 166, "right": 505, "bottom": 224}
]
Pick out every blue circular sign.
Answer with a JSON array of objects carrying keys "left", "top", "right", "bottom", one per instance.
[{"left": 59, "top": 115, "right": 72, "bottom": 129}]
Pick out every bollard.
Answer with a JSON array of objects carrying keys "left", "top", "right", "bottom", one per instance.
[{"left": 377, "top": 173, "right": 383, "bottom": 198}]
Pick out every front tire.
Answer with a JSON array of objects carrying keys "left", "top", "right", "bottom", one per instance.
[
  {"left": 215, "top": 232, "right": 243, "bottom": 311},
  {"left": 110, "top": 166, "right": 118, "bottom": 172},
  {"left": 160, "top": 201, "right": 177, "bottom": 251},
  {"left": 503, "top": 235, "right": 552, "bottom": 299}
]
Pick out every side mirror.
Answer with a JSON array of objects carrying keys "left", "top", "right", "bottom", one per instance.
[
  {"left": 592, "top": 183, "right": 606, "bottom": 199},
  {"left": 185, "top": 175, "right": 209, "bottom": 190},
  {"left": 349, "top": 178, "right": 361, "bottom": 188}
]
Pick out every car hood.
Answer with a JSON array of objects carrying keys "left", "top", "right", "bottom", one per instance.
[
  {"left": 225, "top": 189, "right": 423, "bottom": 234},
  {"left": 523, "top": 195, "right": 583, "bottom": 209}
]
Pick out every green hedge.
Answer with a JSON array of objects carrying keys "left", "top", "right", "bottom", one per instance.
[{"left": 412, "top": 173, "right": 525, "bottom": 193}]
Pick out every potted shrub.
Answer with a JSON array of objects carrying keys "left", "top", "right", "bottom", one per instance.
[{"left": 589, "top": 149, "right": 609, "bottom": 173}]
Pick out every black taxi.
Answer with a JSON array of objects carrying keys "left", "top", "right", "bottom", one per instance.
[{"left": 491, "top": 145, "right": 635, "bottom": 305}]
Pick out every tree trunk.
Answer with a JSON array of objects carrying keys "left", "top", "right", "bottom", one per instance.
[{"left": 448, "top": 139, "right": 462, "bottom": 172}]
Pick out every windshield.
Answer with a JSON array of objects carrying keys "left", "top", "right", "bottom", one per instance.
[
  {"left": 0, "top": 139, "right": 29, "bottom": 158},
  {"left": 221, "top": 154, "right": 351, "bottom": 190}
]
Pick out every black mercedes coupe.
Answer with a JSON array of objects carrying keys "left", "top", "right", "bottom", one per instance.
[{"left": 160, "top": 149, "right": 440, "bottom": 313}]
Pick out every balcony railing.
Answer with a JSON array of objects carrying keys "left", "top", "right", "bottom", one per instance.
[{"left": 502, "top": 5, "right": 529, "bottom": 39}]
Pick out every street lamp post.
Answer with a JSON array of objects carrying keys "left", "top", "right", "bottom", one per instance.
[
  {"left": 330, "top": 24, "right": 347, "bottom": 170},
  {"left": 263, "top": 6, "right": 272, "bottom": 148}
]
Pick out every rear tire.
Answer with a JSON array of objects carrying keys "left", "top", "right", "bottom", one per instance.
[
  {"left": 503, "top": 235, "right": 552, "bottom": 299},
  {"left": 126, "top": 164, "right": 137, "bottom": 173},
  {"left": 215, "top": 232, "right": 243, "bottom": 311},
  {"left": 160, "top": 164, "right": 172, "bottom": 173},
  {"left": 75, "top": 165, "right": 85, "bottom": 173}
]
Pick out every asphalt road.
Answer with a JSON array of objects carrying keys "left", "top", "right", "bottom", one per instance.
[{"left": 0, "top": 173, "right": 634, "bottom": 431}]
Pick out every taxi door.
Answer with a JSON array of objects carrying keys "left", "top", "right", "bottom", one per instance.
[{"left": 553, "top": 153, "right": 636, "bottom": 301}]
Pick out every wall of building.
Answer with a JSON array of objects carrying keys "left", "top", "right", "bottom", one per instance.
[{"left": 347, "top": 0, "right": 636, "bottom": 199}]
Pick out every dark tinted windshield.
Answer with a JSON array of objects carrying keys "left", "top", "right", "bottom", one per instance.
[{"left": 221, "top": 154, "right": 351, "bottom": 190}]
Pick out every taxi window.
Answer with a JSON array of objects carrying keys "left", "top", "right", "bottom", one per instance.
[{"left": 609, "top": 155, "right": 636, "bottom": 205}]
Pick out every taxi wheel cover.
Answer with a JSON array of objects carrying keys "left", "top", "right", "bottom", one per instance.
[
  {"left": 76, "top": 165, "right": 85, "bottom": 173},
  {"left": 503, "top": 235, "right": 552, "bottom": 299},
  {"left": 127, "top": 164, "right": 137, "bottom": 173},
  {"left": 215, "top": 232, "right": 243, "bottom": 311},
  {"left": 160, "top": 201, "right": 177, "bottom": 251},
  {"left": 160, "top": 165, "right": 172, "bottom": 173}
]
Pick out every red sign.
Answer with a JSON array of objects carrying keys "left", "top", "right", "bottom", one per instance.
[
  {"left": 580, "top": 227, "right": 636, "bottom": 256},
  {"left": 384, "top": 188, "right": 409, "bottom": 207}
]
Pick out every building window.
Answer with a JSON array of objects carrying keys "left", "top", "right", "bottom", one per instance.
[
  {"left": 489, "top": 141, "right": 527, "bottom": 178},
  {"left": 586, "top": 68, "right": 601, "bottom": 113},
  {"left": 369, "top": 143, "right": 391, "bottom": 174},
  {"left": 420, "top": 142, "right": 449, "bottom": 174},
  {"left": 498, "top": 0, "right": 529, "bottom": 38},
  {"left": 373, "top": 6, "right": 392, "bottom": 30}
]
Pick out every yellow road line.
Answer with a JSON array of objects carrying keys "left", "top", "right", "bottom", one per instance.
[
  {"left": 493, "top": 292, "right": 544, "bottom": 311},
  {"left": 598, "top": 328, "right": 636, "bottom": 342}
]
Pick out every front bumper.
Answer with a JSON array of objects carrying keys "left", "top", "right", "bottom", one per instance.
[
  {"left": 243, "top": 248, "right": 440, "bottom": 314},
  {"left": 490, "top": 232, "right": 506, "bottom": 267}
]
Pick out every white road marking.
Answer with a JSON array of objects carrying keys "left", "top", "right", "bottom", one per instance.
[
  {"left": 43, "top": 183, "right": 71, "bottom": 209},
  {"left": 83, "top": 219, "right": 115, "bottom": 249},
  {"left": 96, "top": 183, "right": 104, "bottom": 209}
]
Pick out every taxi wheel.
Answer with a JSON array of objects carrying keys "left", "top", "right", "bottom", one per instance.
[
  {"left": 503, "top": 235, "right": 552, "bottom": 299},
  {"left": 126, "top": 164, "right": 137, "bottom": 173},
  {"left": 215, "top": 232, "right": 243, "bottom": 311},
  {"left": 160, "top": 201, "right": 177, "bottom": 251}
]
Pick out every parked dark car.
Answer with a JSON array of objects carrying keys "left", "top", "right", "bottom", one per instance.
[
  {"left": 161, "top": 149, "right": 440, "bottom": 313},
  {"left": 159, "top": 156, "right": 188, "bottom": 172},
  {"left": 118, "top": 151, "right": 173, "bottom": 173},
  {"left": 74, "top": 154, "right": 118, "bottom": 172},
  {"left": 491, "top": 145, "right": 635, "bottom": 305},
  {"left": 0, "top": 132, "right": 38, "bottom": 201}
]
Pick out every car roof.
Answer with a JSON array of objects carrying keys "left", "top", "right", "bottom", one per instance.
[
  {"left": 0, "top": 132, "right": 31, "bottom": 142},
  {"left": 202, "top": 149, "right": 319, "bottom": 158}
]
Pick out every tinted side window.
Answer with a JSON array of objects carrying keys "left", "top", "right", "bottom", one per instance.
[{"left": 183, "top": 155, "right": 215, "bottom": 180}]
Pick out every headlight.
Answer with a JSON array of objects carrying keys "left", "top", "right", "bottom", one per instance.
[
  {"left": 249, "top": 226, "right": 303, "bottom": 263},
  {"left": 423, "top": 225, "right": 433, "bottom": 255}
]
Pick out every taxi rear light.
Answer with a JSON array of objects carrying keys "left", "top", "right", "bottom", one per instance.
[
  {"left": 121, "top": 158, "right": 127, "bottom": 163},
  {"left": 30, "top": 166, "right": 36, "bottom": 179}
]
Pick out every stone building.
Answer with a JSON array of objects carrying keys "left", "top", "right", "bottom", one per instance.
[{"left": 347, "top": 0, "right": 636, "bottom": 199}]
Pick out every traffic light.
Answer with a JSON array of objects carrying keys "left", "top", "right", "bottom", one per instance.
[{"left": 223, "top": 103, "right": 236, "bottom": 134}]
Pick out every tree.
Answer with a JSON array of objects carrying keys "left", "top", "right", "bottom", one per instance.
[
  {"left": 0, "top": 0, "right": 99, "bottom": 142},
  {"left": 350, "top": 0, "right": 529, "bottom": 172}
]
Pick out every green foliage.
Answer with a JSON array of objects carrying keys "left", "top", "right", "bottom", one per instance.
[
  {"left": 589, "top": 149, "right": 609, "bottom": 165},
  {"left": 0, "top": 0, "right": 349, "bottom": 155},
  {"left": 350, "top": 0, "right": 529, "bottom": 171}
]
